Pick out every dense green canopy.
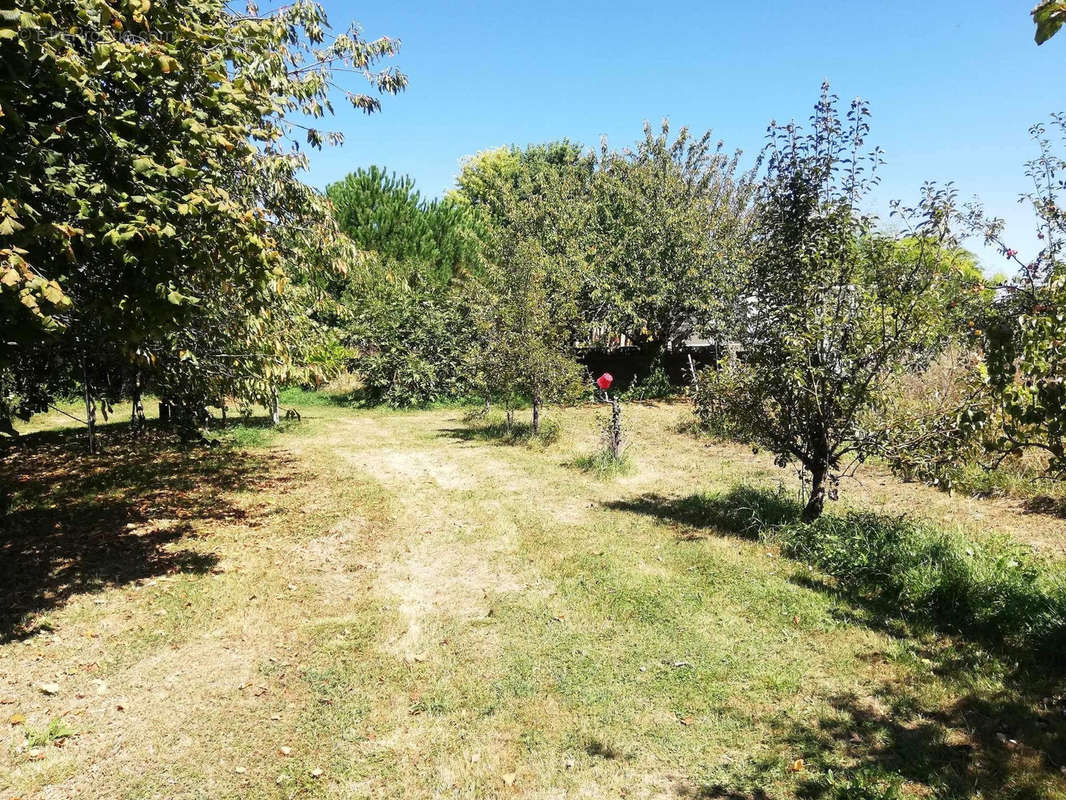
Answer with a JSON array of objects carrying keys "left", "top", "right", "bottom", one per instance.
[{"left": 0, "top": 0, "right": 404, "bottom": 430}]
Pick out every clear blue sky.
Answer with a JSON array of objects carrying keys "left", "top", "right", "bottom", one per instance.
[{"left": 302, "top": 0, "right": 1062, "bottom": 273}]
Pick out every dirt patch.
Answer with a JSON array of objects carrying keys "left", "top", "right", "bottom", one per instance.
[
  {"left": 377, "top": 533, "right": 525, "bottom": 658},
  {"left": 344, "top": 448, "right": 476, "bottom": 491}
]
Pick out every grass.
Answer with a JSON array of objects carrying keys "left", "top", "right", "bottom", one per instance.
[
  {"left": 2, "top": 392, "right": 1066, "bottom": 798},
  {"left": 572, "top": 448, "right": 634, "bottom": 478}
]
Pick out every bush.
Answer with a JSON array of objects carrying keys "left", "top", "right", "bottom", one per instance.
[
  {"left": 876, "top": 347, "right": 1066, "bottom": 511},
  {"left": 707, "top": 486, "right": 1066, "bottom": 654},
  {"left": 347, "top": 278, "right": 479, "bottom": 407},
  {"left": 691, "top": 361, "right": 756, "bottom": 442}
]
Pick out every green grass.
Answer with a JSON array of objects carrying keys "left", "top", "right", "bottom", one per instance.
[{"left": 572, "top": 448, "right": 634, "bottom": 477}]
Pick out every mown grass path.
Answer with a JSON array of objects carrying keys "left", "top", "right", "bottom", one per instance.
[{"left": 2, "top": 398, "right": 1065, "bottom": 799}]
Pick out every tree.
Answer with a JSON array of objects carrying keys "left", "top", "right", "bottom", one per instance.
[
  {"left": 341, "top": 256, "right": 482, "bottom": 407},
  {"left": 714, "top": 85, "right": 966, "bottom": 521},
  {"left": 326, "top": 166, "right": 484, "bottom": 285},
  {"left": 463, "top": 147, "right": 590, "bottom": 431},
  {"left": 479, "top": 238, "right": 583, "bottom": 434},
  {"left": 968, "top": 114, "right": 1066, "bottom": 475},
  {"left": 0, "top": 1, "right": 405, "bottom": 440},
  {"left": 587, "top": 122, "right": 757, "bottom": 361},
  {"left": 1033, "top": 1, "right": 1066, "bottom": 43}
]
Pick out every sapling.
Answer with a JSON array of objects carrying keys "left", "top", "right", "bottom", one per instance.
[{"left": 596, "top": 372, "right": 624, "bottom": 459}]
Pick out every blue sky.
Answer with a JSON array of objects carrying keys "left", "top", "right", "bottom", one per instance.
[{"left": 302, "top": 1, "right": 1062, "bottom": 273}]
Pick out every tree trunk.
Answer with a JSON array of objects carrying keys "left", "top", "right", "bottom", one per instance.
[
  {"left": 81, "top": 356, "right": 97, "bottom": 455},
  {"left": 83, "top": 379, "right": 97, "bottom": 455},
  {"left": 130, "top": 372, "right": 145, "bottom": 434},
  {"left": 802, "top": 463, "right": 828, "bottom": 522},
  {"left": 531, "top": 395, "right": 541, "bottom": 435},
  {"left": 609, "top": 395, "right": 622, "bottom": 458},
  {"left": 270, "top": 387, "right": 280, "bottom": 426}
]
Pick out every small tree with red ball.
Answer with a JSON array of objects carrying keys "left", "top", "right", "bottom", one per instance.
[{"left": 596, "top": 372, "right": 624, "bottom": 460}]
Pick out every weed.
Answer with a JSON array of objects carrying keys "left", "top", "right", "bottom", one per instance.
[
  {"left": 24, "top": 718, "right": 76, "bottom": 748},
  {"left": 573, "top": 448, "right": 633, "bottom": 478}
]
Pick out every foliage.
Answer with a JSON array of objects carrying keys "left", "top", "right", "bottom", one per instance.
[
  {"left": 476, "top": 238, "right": 584, "bottom": 432},
  {"left": 0, "top": 0, "right": 405, "bottom": 433},
  {"left": 968, "top": 115, "right": 1066, "bottom": 478},
  {"left": 345, "top": 262, "right": 481, "bottom": 407},
  {"left": 454, "top": 130, "right": 757, "bottom": 372},
  {"left": 452, "top": 141, "right": 594, "bottom": 227},
  {"left": 327, "top": 166, "right": 484, "bottom": 285},
  {"left": 460, "top": 144, "right": 591, "bottom": 430},
  {"left": 1033, "top": 1, "right": 1066, "bottom": 44},
  {"left": 872, "top": 346, "right": 990, "bottom": 490},
  {"left": 712, "top": 84, "right": 970, "bottom": 520},
  {"left": 587, "top": 121, "right": 758, "bottom": 354}
]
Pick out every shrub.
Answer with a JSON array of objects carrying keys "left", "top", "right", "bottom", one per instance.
[
  {"left": 692, "top": 360, "right": 756, "bottom": 442},
  {"left": 347, "top": 278, "right": 479, "bottom": 407},
  {"left": 706, "top": 486, "right": 1066, "bottom": 654}
]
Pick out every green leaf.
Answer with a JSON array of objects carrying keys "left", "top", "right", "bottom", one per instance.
[{"left": 1033, "top": 1, "right": 1066, "bottom": 44}]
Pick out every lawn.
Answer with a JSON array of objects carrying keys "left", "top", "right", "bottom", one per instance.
[{"left": 2, "top": 394, "right": 1065, "bottom": 799}]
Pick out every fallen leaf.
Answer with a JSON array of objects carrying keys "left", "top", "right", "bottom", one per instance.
[
  {"left": 235, "top": 766, "right": 246, "bottom": 774},
  {"left": 37, "top": 682, "right": 60, "bottom": 695},
  {"left": 310, "top": 768, "right": 323, "bottom": 778},
  {"left": 502, "top": 772, "right": 517, "bottom": 786},
  {"left": 279, "top": 746, "right": 291, "bottom": 756},
  {"left": 789, "top": 758, "right": 805, "bottom": 772},
  {"left": 9, "top": 713, "right": 26, "bottom": 725},
  {"left": 679, "top": 715, "right": 695, "bottom": 726}
]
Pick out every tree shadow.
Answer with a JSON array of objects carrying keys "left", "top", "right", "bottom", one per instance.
[
  {"left": 438, "top": 420, "right": 560, "bottom": 448},
  {"left": 1024, "top": 493, "right": 1066, "bottom": 519},
  {"left": 604, "top": 486, "right": 799, "bottom": 542},
  {"left": 0, "top": 422, "right": 289, "bottom": 642},
  {"left": 726, "top": 672, "right": 1066, "bottom": 800}
]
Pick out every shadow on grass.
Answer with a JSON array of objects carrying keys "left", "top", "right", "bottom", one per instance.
[
  {"left": 0, "top": 421, "right": 291, "bottom": 642},
  {"left": 439, "top": 418, "right": 561, "bottom": 448},
  {"left": 1025, "top": 494, "right": 1066, "bottom": 519},
  {"left": 605, "top": 485, "right": 798, "bottom": 541},
  {"left": 703, "top": 675, "right": 1066, "bottom": 800},
  {"left": 609, "top": 485, "right": 1066, "bottom": 799}
]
